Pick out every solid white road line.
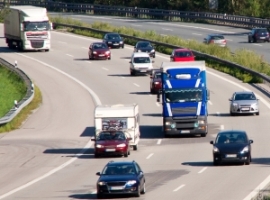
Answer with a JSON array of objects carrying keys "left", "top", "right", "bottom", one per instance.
[
  {"left": 208, "top": 101, "right": 213, "bottom": 105},
  {"left": 86, "top": 61, "right": 91, "bottom": 64},
  {"left": 133, "top": 83, "right": 140, "bottom": 87},
  {"left": 66, "top": 54, "right": 73, "bottom": 57},
  {"left": 57, "top": 41, "right": 67, "bottom": 44},
  {"left": 121, "top": 76, "right": 126, "bottom": 79},
  {"left": 149, "top": 94, "right": 153, "bottom": 96},
  {"left": 162, "top": 28, "right": 173, "bottom": 31},
  {"left": 157, "top": 139, "right": 162, "bottom": 145},
  {"left": 146, "top": 153, "right": 154, "bottom": 159},
  {"left": 220, "top": 125, "right": 224, "bottom": 130},
  {"left": 102, "top": 67, "right": 109, "bottom": 71},
  {"left": 173, "top": 184, "right": 185, "bottom": 192},
  {"left": 131, "top": 24, "right": 141, "bottom": 27},
  {"left": 156, "top": 102, "right": 160, "bottom": 107},
  {"left": 216, "top": 112, "right": 220, "bottom": 116},
  {"left": 192, "top": 33, "right": 202, "bottom": 36},
  {"left": 198, "top": 167, "right": 207, "bottom": 174}
]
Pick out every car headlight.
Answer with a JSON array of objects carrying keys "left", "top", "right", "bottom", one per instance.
[
  {"left": 96, "top": 144, "right": 104, "bottom": 148},
  {"left": 232, "top": 103, "right": 238, "bottom": 107},
  {"left": 120, "top": 41, "right": 123, "bottom": 44},
  {"left": 98, "top": 181, "right": 106, "bottom": 186},
  {"left": 154, "top": 82, "right": 159, "bottom": 84},
  {"left": 117, "top": 143, "right": 126, "bottom": 147},
  {"left": 198, "top": 120, "right": 205, "bottom": 124},
  {"left": 105, "top": 51, "right": 110, "bottom": 54},
  {"left": 170, "top": 123, "right": 176, "bottom": 128},
  {"left": 213, "top": 146, "right": 219, "bottom": 152},
  {"left": 252, "top": 103, "right": 258, "bottom": 107},
  {"left": 93, "top": 51, "right": 97, "bottom": 54},
  {"left": 138, "top": 50, "right": 141, "bottom": 52},
  {"left": 151, "top": 49, "right": 155, "bottom": 52},
  {"left": 240, "top": 146, "right": 249, "bottom": 154},
  {"left": 126, "top": 180, "right": 137, "bottom": 186}
]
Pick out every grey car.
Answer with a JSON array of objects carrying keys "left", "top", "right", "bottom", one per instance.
[
  {"left": 229, "top": 91, "right": 259, "bottom": 116},
  {"left": 203, "top": 34, "right": 227, "bottom": 47}
]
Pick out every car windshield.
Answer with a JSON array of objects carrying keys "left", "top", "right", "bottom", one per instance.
[
  {"left": 137, "top": 42, "right": 152, "bottom": 48},
  {"left": 165, "top": 89, "right": 203, "bottom": 102},
  {"left": 216, "top": 133, "right": 248, "bottom": 144},
  {"left": 234, "top": 93, "right": 256, "bottom": 100},
  {"left": 93, "top": 43, "right": 107, "bottom": 49},
  {"left": 102, "top": 164, "right": 136, "bottom": 175},
  {"left": 108, "top": 34, "right": 121, "bottom": 40},
  {"left": 211, "top": 35, "right": 224, "bottom": 40},
  {"left": 133, "top": 57, "right": 151, "bottom": 63},
  {"left": 155, "top": 73, "right": 161, "bottom": 78},
  {"left": 175, "top": 51, "right": 193, "bottom": 57},
  {"left": 96, "top": 131, "right": 126, "bottom": 141}
]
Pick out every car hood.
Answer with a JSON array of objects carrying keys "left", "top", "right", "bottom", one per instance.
[
  {"left": 137, "top": 47, "right": 154, "bottom": 52},
  {"left": 215, "top": 143, "right": 248, "bottom": 153},
  {"left": 107, "top": 39, "right": 122, "bottom": 42},
  {"left": 99, "top": 174, "right": 137, "bottom": 182},
  {"left": 96, "top": 140, "right": 127, "bottom": 146},
  {"left": 93, "top": 49, "right": 109, "bottom": 53},
  {"left": 233, "top": 100, "right": 258, "bottom": 105},
  {"left": 133, "top": 63, "right": 153, "bottom": 68}
]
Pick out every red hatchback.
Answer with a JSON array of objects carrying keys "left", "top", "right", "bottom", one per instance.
[
  {"left": 91, "top": 131, "right": 131, "bottom": 158},
  {"left": 88, "top": 42, "right": 111, "bottom": 60},
  {"left": 170, "top": 48, "right": 195, "bottom": 62},
  {"left": 150, "top": 69, "right": 162, "bottom": 94}
]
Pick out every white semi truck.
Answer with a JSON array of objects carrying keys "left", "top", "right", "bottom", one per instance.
[{"left": 4, "top": 5, "right": 51, "bottom": 51}]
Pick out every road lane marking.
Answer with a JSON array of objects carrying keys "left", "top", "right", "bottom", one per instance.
[
  {"left": 86, "top": 61, "right": 91, "bottom": 64},
  {"left": 66, "top": 54, "right": 73, "bottom": 57},
  {"left": 146, "top": 153, "right": 154, "bottom": 159},
  {"left": 220, "top": 125, "right": 224, "bottom": 130},
  {"left": 208, "top": 101, "right": 213, "bottom": 105},
  {"left": 133, "top": 83, "right": 140, "bottom": 87},
  {"left": 156, "top": 102, "right": 160, "bottom": 107},
  {"left": 173, "top": 184, "right": 185, "bottom": 192},
  {"left": 149, "top": 94, "right": 152, "bottom": 96},
  {"left": 121, "top": 76, "right": 126, "bottom": 79},
  {"left": 198, "top": 167, "right": 207, "bottom": 174},
  {"left": 192, "top": 33, "right": 202, "bottom": 36},
  {"left": 131, "top": 24, "right": 141, "bottom": 27},
  {"left": 102, "top": 67, "right": 109, "bottom": 71},
  {"left": 162, "top": 28, "right": 173, "bottom": 31},
  {"left": 252, "top": 44, "right": 262, "bottom": 46},
  {"left": 157, "top": 139, "right": 162, "bottom": 145},
  {"left": 58, "top": 41, "right": 67, "bottom": 44},
  {"left": 216, "top": 112, "right": 220, "bottom": 116}
]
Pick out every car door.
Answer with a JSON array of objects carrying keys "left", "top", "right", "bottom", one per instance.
[
  {"left": 170, "top": 50, "right": 175, "bottom": 61},
  {"left": 135, "top": 163, "right": 144, "bottom": 188}
]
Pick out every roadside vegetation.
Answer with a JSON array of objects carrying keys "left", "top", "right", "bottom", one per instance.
[{"left": 51, "top": 16, "right": 270, "bottom": 83}]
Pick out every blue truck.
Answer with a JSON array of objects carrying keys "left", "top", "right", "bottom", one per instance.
[{"left": 157, "top": 61, "right": 210, "bottom": 137}]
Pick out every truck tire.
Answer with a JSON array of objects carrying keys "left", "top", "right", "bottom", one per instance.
[{"left": 133, "top": 144, "right": 138, "bottom": 151}]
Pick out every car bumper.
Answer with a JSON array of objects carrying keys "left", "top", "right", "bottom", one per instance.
[
  {"left": 213, "top": 152, "right": 250, "bottom": 163},
  {"left": 231, "top": 107, "right": 259, "bottom": 114},
  {"left": 92, "top": 54, "right": 110, "bottom": 60},
  {"left": 98, "top": 186, "right": 139, "bottom": 195},
  {"left": 133, "top": 68, "right": 152, "bottom": 74},
  {"left": 107, "top": 43, "right": 123, "bottom": 47},
  {"left": 164, "top": 128, "right": 207, "bottom": 136},
  {"left": 95, "top": 148, "right": 127, "bottom": 156}
]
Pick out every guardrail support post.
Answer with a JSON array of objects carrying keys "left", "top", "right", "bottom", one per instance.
[
  {"left": 14, "top": 100, "right": 18, "bottom": 110},
  {"left": 14, "top": 60, "right": 18, "bottom": 68}
]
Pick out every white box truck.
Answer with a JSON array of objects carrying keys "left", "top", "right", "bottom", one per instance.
[
  {"left": 94, "top": 104, "right": 140, "bottom": 150},
  {"left": 4, "top": 6, "right": 51, "bottom": 51}
]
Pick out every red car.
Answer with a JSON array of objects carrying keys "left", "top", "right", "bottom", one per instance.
[
  {"left": 170, "top": 48, "right": 195, "bottom": 62},
  {"left": 91, "top": 130, "right": 131, "bottom": 158},
  {"left": 150, "top": 69, "right": 162, "bottom": 94},
  {"left": 88, "top": 42, "right": 111, "bottom": 60}
]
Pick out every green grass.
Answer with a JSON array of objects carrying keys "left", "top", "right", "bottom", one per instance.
[
  {"left": 0, "top": 65, "right": 27, "bottom": 118},
  {"left": 0, "top": 85, "right": 42, "bottom": 133},
  {"left": 51, "top": 16, "right": 270, "bottom": 83}
]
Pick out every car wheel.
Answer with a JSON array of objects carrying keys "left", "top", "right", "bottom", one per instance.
[
  {"left": 108, "top": 56, "right": 111, "bottom": 60},
  {"left": 124, "top": 151, "right": 128, "bottom": 157},
  {"left": 150, "top": 88, "right": 155, "bottom": 94},
  {"left": 141, "top": 182, "right": 146, "bottom": 194},
  {"left": 201, "top": 133, "right": 206, "bottom": 137},
  {"left": 97, "top": 193, "right": 103, "bottom": 199},
  {"left": 245, "top": 156, "right": 251, "bottom": 165},
  {"left": 213, "top": 160, "right": 219, "bottom": 166},
  {"left": 130, "top": 70, "right": 135, "bottom": 76},
  {"left": 133, "top": 144, "right": 138, "bottom": 151},
  {"left": 135, "top": 186, "right": 141, "bottom": 197},
  {"left": 256, "top": 112, "right": 259, "bottom": 116},
  {"left": 230, "top": 111, "right": 235, "bottom": 116},
  {"left": 94, "top": 153, "right": 100, "bottom": 158},
  {"left": 248, "top": 38, "right": 251, "bottom": 43},
  {"left": 128, "top": 150, "right": 130, "bottom": 155},
  {"left": 122, "top": 44, "right": 124, "bottom": 48},
  {"left": 153, "top": 54, "right": 155, "bottom": 58}
]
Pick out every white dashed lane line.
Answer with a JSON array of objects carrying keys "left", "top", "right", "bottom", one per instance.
[
  {"left": 157, "top": 139, "right": 162, "bottom": 145},
  {"left": 102, "top": 67, "right": 109, "bottom": 71},
  {"left": 162, "top": 28, "right": 173, "bottom": 31},
  {"left": 121, "top": 76, "right": 125, "bottom": 79},
  {"left": 156, "top": 102, "right": 160, "bottom": 107},
  {"left": 252, "top": 44, "right": 262, "bottom": 46},
  {"left": 173, "top": 184, "right": 185, "bottom": 192},
  {"left": 192, "top": 33, "right": 202, "bottom": 36},
  {"left": 220, "top": 125, "right": 224, "bottom": 130},
  {"left": 198, "top": 167, "right": 207, "bottom": 174},
  {"left": 133, "top": 83, "right": 140, "bottom": 87},
  {"left": 208, "top": 101, "right": 213, "bottom": 105},
  {"left": 146, "top": 153, "right": 154, "bottom": 159},
  {"left": 66, "top": 54, "right": 73, "bottom": 57},
  {"left": 58, "top": 41, "right": 67, "bottom": 44},
  {"left": 81, "top": 47, "right": 88, "bottom": 50}
]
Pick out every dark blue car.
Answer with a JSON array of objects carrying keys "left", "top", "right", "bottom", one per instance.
[
  {"left": 103, "top": 33, "right": 124, "bottom": 48},
  {"left": 210, "top": 130, "right": 253, "bottom": 166},
  {"left": 96, "top": 160, "right": 146, "bottom": 198}
]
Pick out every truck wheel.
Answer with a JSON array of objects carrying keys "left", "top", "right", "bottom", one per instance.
[{"left": 133, "top": 144, "right": 138, "bottom": 151}]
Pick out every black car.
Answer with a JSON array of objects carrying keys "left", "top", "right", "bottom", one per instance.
[
  {"left": 210, "top": 130, "right": 253, "bottom": 166},
  {"left": 248, "top": 28, "right": 270, "bottom": 43},
  {"left": 103, "top": 33, "right": 124, "bottom": 48},
  {"left": 134, "top": 41, "right": 155, "bottom": 58},
  {"left": 96, "top": 160, "right": 146, "bottom": 198}
]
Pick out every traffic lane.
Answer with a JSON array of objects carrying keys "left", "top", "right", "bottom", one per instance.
[{"left": 0, "top": 53, "right": 95, "bottom": 196}]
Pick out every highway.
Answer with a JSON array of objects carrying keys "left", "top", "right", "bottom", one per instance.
[
  {"left": 0, "top": 21, "right": 270, "bottom": 200},
  {"left": 49, "top": 13, "right": 270, "bottom": 63}
]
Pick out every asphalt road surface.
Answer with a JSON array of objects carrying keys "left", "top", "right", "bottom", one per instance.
[{"left": 0, "top": 22, "right": 270, "bottom": 200}]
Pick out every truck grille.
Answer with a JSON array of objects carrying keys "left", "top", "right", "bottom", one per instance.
[
  {"left": 172, "top": 107, "right": 197, "bottom": 115},
  {"left": 30, "top": 40, "right": 44, "bottom": 48},
  {"left": 175, "top": 119, "right": 197, "bottom": 130}
]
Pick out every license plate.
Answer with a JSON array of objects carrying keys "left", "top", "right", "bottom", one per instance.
[
  {"left": 113, "top": 43, "right": 119, "bottom": 45},
  {"left": 110, "top": 186, "right": 124, "bottom": 190},
  {"left": 241, "top": 107, "right": 250, "bottom": 111},
  {"left": 181, "top": 130, "right": 190, "bottom": 133},
  {"left": 260, "top": 37, "right": 265, "bottom": 39},
  {"left": 105, "top": 149, "right": 115, "bottom": 152},
  {"left": 226, "top": 154, "right": 237, "bottom": 158},
  {"left": 140, "top": 70, "right": 147, "bottom": 72},
  {"left": 99, "top": 54, "right": 104, "bottom": 56}
]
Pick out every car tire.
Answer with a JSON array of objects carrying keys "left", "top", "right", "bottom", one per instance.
[
  {"left": 248, "top": 38, "right": 251, "bottom": 43},
  {"left": 122, "top": 44, "right": 124, "bottom": 48},
  {"left": 135, "top": 186, "right": 141, "bottom": 197},
  {"left": 150, "top": 88, "right": 155, "bottom": 94},
  {"left": 256, "top": 112, "right": 259, "bottom": 116},
  {"left": 201, "top": 133, "right": 206, "bottom": 137},
  {"left": 97, "top": 193, "right": 103, "bottom": 199},
  {"left": 108, "top": 56, "right": 111, "bottom": 60},
  {"left": 133, "top": 144, "right": 138, "bottom": 151},
  {"left": 230, "top": 111, "right": 235, "bottom": 116},
  {"left": 124, "top": 151, "right": 128, "bottom": 157},
  {"left": 130, "top": 70, "right": 135, "bottom": 76},
  {"left": 153, "top": 54, "right": 155, "bottom": 58},
  {"left": 141, "top": 182, "right": 146, "bottom": 194},
  {"left": 128, "top": 150, "right": 130, "bottom": 155},
  {"left": 245, "top": 156, "right": 251, "bottom": 165},
  {"left": 94, "top": 153, "right": 100, "bottom": 158},
  {"left": 213, "top": 160, "right": 219, "bottom": 166}
]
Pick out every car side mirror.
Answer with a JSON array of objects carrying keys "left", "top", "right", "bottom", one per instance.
[
  {"left": 96, "top": 172, "right": 101, "bottom": 176},
  {"left": 249, "top": 140, "right": 254, "bottom": 144},
  {"left": 210, "top": 141, "right": 214, "bottom": 144},
  {"left": 228, "top": 98, "right": 232, "bottom": 101}
]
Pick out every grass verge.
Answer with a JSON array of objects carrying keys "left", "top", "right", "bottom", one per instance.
[
  {"left": 51, "top": 16, "right": 270, "bottom": 83},
  {"left": 0, "top": 65, "right": 27, "bottom": 118},
  {"left": 0, "top": 85, "right": 42, "bottom": 133}
]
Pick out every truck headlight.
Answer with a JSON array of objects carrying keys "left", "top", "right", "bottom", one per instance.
[
  {"left": 198, "top": 120, "right": 205, "bottom": 124},
  {"left": 165, "top": 122, "right": 171, "bottom": 125},
  {"left": 117, "top": 143, "right": 126, "bottom": 147},
  {"left": 151, "top": 49, "right": 155, "bottom": 52},
  {"left": 120, "top": 41, "right": 123, "bottom": 44}
]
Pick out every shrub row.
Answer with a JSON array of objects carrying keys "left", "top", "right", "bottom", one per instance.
[{"left": 51, "top": 16, "right": 270, "bottom": 83}]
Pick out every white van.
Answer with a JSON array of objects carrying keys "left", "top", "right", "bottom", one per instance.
[
  {"left": 129, "top": 52, "right": 154, "bottom": 76},
  {"left": 94, "top": 104, "right": 140, "bottom": 150}
]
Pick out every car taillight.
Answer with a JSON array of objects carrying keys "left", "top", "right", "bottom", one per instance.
[{"left": 223, "top": 40, "right": 226, "bottom": 43}]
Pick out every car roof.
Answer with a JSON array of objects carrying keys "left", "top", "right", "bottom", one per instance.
[
  {"left": 218, "top": 130, "right": 247, "bottom": 135},
  {"left": 137, "top": 41, "right": 151, "bottom": 44},
  {"left": 208, "top": 34, "right": 224, "bottom": 36},
  {"left": 132, "top": 52, "right": 150, "bottom": 57},
  {"left": 253, "top": 28, "right": 267, "bottom": 30},
  {"left": 106, "top": 32, "right": 120, "bottom": 35},
  {"left": 92, "top": 42, "right": 106, "bottom": 45},
  {"left": 234, "top": 91, "right": 254, "bottom": 95},
  {"left": 174, "top": 48, "right": 192, "bottom": 52},
  {"left": 106, "top": 160, "right": 136, "bottom": 166}
]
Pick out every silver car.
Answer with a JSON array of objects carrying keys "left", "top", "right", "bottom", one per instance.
[
  {"left": 229, "top": 91, "right": 259, "bottom": 116},
  {"left": 203, "top": 34, "right": 227, "bottom": 47}
]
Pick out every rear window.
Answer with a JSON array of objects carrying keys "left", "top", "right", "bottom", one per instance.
[
  {"left": 175, "top": 51, "right": 193, "bottom": 57},
  {"left": 211, "top": 36, "right": 225, "bottom": 40},
  {"left": 256, "top": 29, "right": 268, "bottom": 33}
]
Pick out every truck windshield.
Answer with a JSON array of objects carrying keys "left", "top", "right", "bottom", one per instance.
[
  {"left": 24, "top": 21, "right": 50, "bottom": 31},
  {"left": 164, "top": 89, "right": 203, "bottom": 103}
]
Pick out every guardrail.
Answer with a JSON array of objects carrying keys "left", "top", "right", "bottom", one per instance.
[
  {"left": 0, "top": 58, "right": 34, "bottom": 125},
  {"left": 1, "top": 1, "right": 270, "bottom": 28},
  {"left": 54, "top": 22, "right": 270, "bottom": 85}
]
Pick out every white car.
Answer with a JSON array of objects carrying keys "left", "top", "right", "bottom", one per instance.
[{"left": 129, "top": 52, "right": 154, "bottom": 76}]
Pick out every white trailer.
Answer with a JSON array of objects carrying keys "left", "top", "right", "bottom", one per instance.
[
  {"left": 94, "top": 104, "right": 140, "bottom": 150},
  {"left": 4, "top": 6, "right": 51, "bottom": 51}
]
